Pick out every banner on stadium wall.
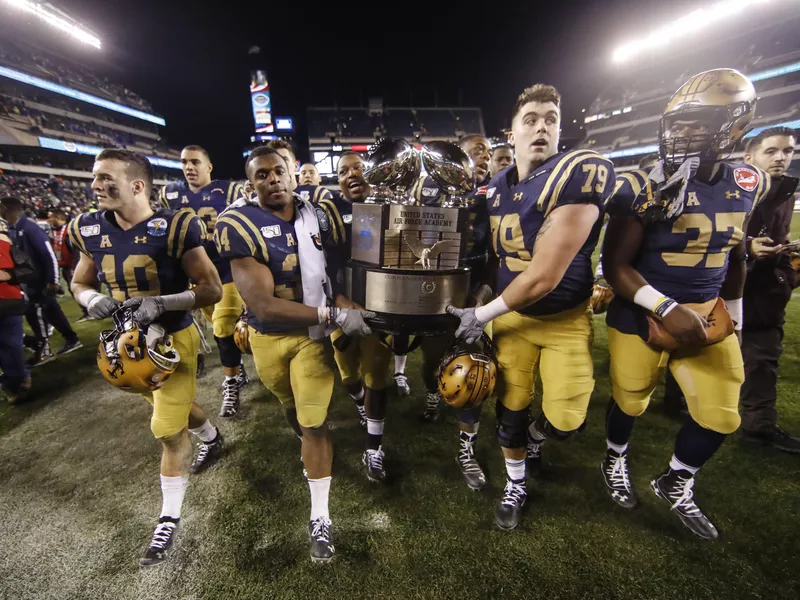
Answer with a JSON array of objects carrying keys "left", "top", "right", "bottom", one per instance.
[
  {"left": 250, "top": 70, "right": 274, "bottom": 134},
  {"left": 37, "top": 137, "right": 181, "bottom": 170}
]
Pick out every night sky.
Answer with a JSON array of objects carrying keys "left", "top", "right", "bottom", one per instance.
[{"left": 38, "top": 0, "right": 703, "bottom": 178}]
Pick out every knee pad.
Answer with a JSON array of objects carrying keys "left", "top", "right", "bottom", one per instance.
[
  {"left": 458, "top": 404, "right": 483, "bottom": 425},
  {"left": 533, "top": 412, "right": 583, "bottom": 441},
  {"left": 215, "top": 335, "right": 242, "bottom": 368},
  {"left": 495, "top": 402, "right": 528, "bottom": 448}
]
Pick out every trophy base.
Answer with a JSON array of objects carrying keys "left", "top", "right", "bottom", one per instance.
[{"left": 345, "top": 261, "right": 470, "bottom": 336}]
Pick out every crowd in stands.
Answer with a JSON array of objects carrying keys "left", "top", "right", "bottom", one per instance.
[
  {"left": 308, "top": 107, "right": 483, "bottom": 140},
  {"left": 0, "top": 173, "right": 92, "bottom": 219}
]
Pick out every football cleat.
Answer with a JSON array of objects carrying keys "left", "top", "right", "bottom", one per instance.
[
  {"left": 601, "top": 449, "right": 638, "bottom": 509},
  {"left": 456, "top": 435, "right": 487, "bottom": 491},
  {"left": 236, "top": 362, "right": 249, "bottom": 388},
  {"left": 196, "top": 353, "right": 206, "bottom": 378},
  {"left": 421, "top": 391, "right": 441, "bottom": 422},
  {"left": 356, "top": 403, "right": 367, "bottom": 428},
  {"left": 27, "top": 345, "right": 55, "bottom": 368},
  {"left": 495, "top": 479, "right": 527, "bottom": 531},
  {"left": 219, "top": 378, "right": 240, "bottom": 418},
  {"left": 651, "top": 468, "right": 719, "bottom": 541},
  {"left": 308, "top": 517, "right": 335, "bottom": 563},
  {"left": 362, "top": 447, "right": 386, "bottom": 483},
  {"left": 741, "top": 426, "right": 800, "bottom": 454},
  {"left": 56, "top": 338, "right": 83, "bottom": 355},
  {"left": 526, "top": 435, "right": 543, "bottom": 478},
  {"left": 394, "top": 373, "right": 410, "bottom": 397},
  {"left": 139, "top": 517, "right": 180, "bottom": 567},
  {"left": 190, "top": 431, "right": 224, "bottom": 474}
]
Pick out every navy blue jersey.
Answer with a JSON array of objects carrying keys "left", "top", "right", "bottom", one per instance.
[
  {"left": 488, "top": 150, "right": 614, "bottom": 316},
  {"left": 605, "top": 162, "right": 771, "bottom": 336},
  {"left": 68, "top": 209, "right": 203, "bottom": 333},
  {"left": 318, "top": 190, "right": 353, "bottom": 293},
  {"left": 158, "top": 180, "right": 243, "bottom": 284},
  {"left": 409, "top": 175, "right": 444, "bottom": 205},
  {"left": 214, "top": 198, "right": 345, "bottom": 333},
  {"left": 295, "top": 184, "right": 335, "bottom": 204}
]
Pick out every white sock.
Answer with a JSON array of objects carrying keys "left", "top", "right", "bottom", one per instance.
[
  {"left": 189, "top": 420, "right": 217, "bottom": 443},
  {"left": 350, "top": 387, "right": 365, "bottom": 402},
  {"left": 394, "top": 354, "right": 407, "bottom": 374},
  {"left": 160, "top": 474, "right": 189, "bottom": 519},
  {"left": 505, "top": 458, "right": 525, "bottom": 482},
  {"left": 366, "top": 418, "right": 385, "bottom": 436},
  {"left": 528, "top": 421, "right": 546, "bottom": 443},
  {"left": 669, "top": 454, "right": 699, "bottom": 475},
  {"left": 607, "top": 440, "right": 628, "bottom": 454},
  {"left": 308, "top": 476, "right": 331, "bottom": 521}
]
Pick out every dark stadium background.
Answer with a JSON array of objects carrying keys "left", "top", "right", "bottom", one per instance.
[{"left": 55, "top": 0, "right": 692, "bottom": 177}]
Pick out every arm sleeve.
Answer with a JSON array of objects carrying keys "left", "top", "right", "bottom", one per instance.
[
  {"left": 157, "top": 186, "right": 171, "bottom": 209},
  {"left": 166, "top": 211, "right": 204, "bottom": 259},
  {"left": 542, "top": 154, "right": 617, "bottom": 217},
  {"left": 67, "top": 215, "right": 91, "bottom": 256},
  {"left": 318, "top": 199, "right": 347, "bottom": 246},
  {"left": 604, "top": 170, "right": 648, "bottom": 218},
  {"left": 215, "top": 211, "right": 269, "bottom": 262}
]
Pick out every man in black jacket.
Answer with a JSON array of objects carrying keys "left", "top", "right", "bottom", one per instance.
[
  {"left": 0, "top": 197, "right": 81, "bottom": 366},
  {"left": 740, "top": 127, "right": 799, "bottom": 453}
]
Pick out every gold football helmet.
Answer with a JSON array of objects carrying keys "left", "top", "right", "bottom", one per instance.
[
  {"left": 590, "top": 282, "right": 614, "bottom": 315},
  {"left": 233, "top": 313, "right": 251, "bottom": 355},
  {"left": 438, "top": 333, "right": 497, "bottom": 410},
  {"left": 97, "top": 309, "right": 180, "bottom": 393},
  {"left": 660, "top": 68, "right": 756, "bottom": 170}
]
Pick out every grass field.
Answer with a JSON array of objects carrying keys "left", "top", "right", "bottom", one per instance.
[{"left": 2, "top": 253, "right": 800, "bottom": 599}]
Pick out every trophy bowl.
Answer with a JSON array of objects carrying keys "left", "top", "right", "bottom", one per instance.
[
  {"left": 363, "top": 137, "right": 421, "bottom": 202},
  {"left": 420, "top": 141, "right": 476, "bottom": 205}
]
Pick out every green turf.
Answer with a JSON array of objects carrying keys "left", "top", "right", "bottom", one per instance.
[{"left": 2, "top": 268, "right": 800, "bottom": 599}]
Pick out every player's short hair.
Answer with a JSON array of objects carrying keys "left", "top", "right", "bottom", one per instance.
[
  {"left": 460, "top": 134, "right": 489, "bottom": 148},
  {"left": 0, "top": 196, "right": 23, "bottom": 211},
  {"left": 300, "top": 162, "right": 318, "bottom": 169},
  {"left": 336, "top": 151, "right": 363, "bottom": 174},
  {"left": 182, "top": 144, "right": 210, "bottom": 160},
  {"left": 95, "top": 149, "right": 154, "bottom": 194},
  {"left": 244, "top": 146, "right": 282, "bottom": 171},
  {"left": 638, "top": 153, "right": 659, "bottom": 170},
  {"left": 512, "top": 84, "right": 561, "bottom": 122},
  {"left": 266, "top": 139, "right": 296, "bottom": 160},
  {"left": 492, "top": 143, "right": 513, "bottom": 154},
  {"left": 745, "top": 126, "right": 797, "bottom": 152},
  {"left": 49, "top": 208, "right": 68, "bottom": 220}
]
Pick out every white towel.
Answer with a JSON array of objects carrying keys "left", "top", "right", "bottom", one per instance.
[
  {"left": 647, "top": 157, "right": 699, "bottom": 220},
  {"left": 294, "top": 196, "right": 334, "bottom": 339}
]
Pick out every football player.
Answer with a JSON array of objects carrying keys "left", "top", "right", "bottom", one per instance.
[
  {"left": 319, "top": 152, "right": 396, "bottom": 483},
  {"left": 447, "top": 84, "right": 614, "bottom": 529},
  {"left": 214, "top": 146, "right": 372, "bottom": 562},
  {"left": 158, "top": 146, "right": 248, "bottom": 418},
  {"left": 69, "top": 149, "right": 225, "bottom": 566},
  {"left": 490, "top": 143, "right": 514, "bottom": 177},
  {"left": 600, "top": 69, "right": 769, "bottom": 540},
  {"left": 299, "top": 162, "right": 322, "bottom": 187},
  {"left": 411, "top": 134, "right": 494, "bottom": 490},
  {"left": 267, "top": 139, "right": 299, "bottom": 190}
]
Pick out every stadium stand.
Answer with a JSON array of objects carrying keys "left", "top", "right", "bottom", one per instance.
[{"left": 581, "top": 15, "right": 800, "bottom": 173}]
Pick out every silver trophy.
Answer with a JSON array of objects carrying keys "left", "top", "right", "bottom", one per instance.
[
  {"left": 363, "top": 137, "right": 421, "bottom": 203},
  {"left": 420, "top": 141, "right": 476, "bottom": 207}
]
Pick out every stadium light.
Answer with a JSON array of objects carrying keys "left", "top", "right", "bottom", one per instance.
[
  {"left": 611, "top": 0, "right": 789, "bottom": 63},
  {"left": 4, "top": 0, "right": 102, "bottom": 49}
]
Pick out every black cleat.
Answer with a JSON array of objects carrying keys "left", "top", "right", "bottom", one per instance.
[
  {"left": 190, "top": 431, "right": 224, "bottom": 474},
  {"left": 56, "top": 338, "right": 83, "bottom": 356},
  {"left": 139, "top": 517, "right": 180, "bottom": 567},
  {"left": 421, "top": 392, "right": 441, "bottom": 422},
  {"left": 651, "top": 468, "right": 719, "bottom": 540},
  {"left": 219, "top": 378, "right": 240, "bottom": 418},
  {"left": 601, "top": 449, "right": 638, "bottom": 509},
  {"left": 456, "top": 434, "right": 487, "bottom": 491},
  {"left": 526, "top": 435, "right": 543, "bottom": 478},
  {"left": 196, "top": 354, "right": 206, "bottom": 378},
  {"left": 394, "top": 373, "right": 410, "bottom": 397},
  {"left": 362, "top": 447, "right": 386, "bottom": 483},
  {"left": 308, "top": 517, "right": 335, "bottom": 563},
  {"left": 236, "top": 362, "right": 249, "bottom": 388},
  {"left": 495, "top": 479, "right": 526, "bottom": 530},
  {"left": 741, "top": 426, "right": 800, "bottom": 454},
  {"left": 356, "top": 403, "right": 367, "bottom": 428}
]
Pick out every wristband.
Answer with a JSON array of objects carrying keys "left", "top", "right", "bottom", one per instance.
[
  {"left": 474, "top": 295, "right": 510, "bottom": 323},
  {"left": 633, "top": 285, "right": 677, "bottom": 317},
  {"left": 724, "top": 298, "right": 743, "bottom": 331},
  {"left": 317, "top": 306, "right": 328, "bottom": 325},
  {"left": 77, "top": 289, "right": 103, "bottom": 308}
]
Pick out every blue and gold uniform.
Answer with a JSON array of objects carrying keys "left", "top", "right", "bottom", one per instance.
[
  {"left": 68, "top": 209, "right": 205, "bottom": 438},
  {"left": 159, "top": 180, "right": 244, "bottom": 338},
  {"left": 604, "top": 162, "right": 770, "bottom": 434},
  {"left": 295, "top": 184, "right": 335, "bottom": 205},
  {"left": 488, "top": 150, "right": 614, "bottom": 431},
  {"left": 318, "top": 191, "right": 394, "bottom": 391},
  {"left": 214, "top": 197, "right": 344, "bottom": 427}
]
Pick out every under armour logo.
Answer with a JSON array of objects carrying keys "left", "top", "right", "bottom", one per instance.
[
  {"left": 202, "top": 195, "right": 211, "bottom": 202},
  {"left": 134, "top": 236, "right": 147, "bottom": 244},
  {"left": 513, "top": 192, "right": 523, "bottom": 202},
  {"left": 725, "top": 190, "right": 740, "bottom": 200}
]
